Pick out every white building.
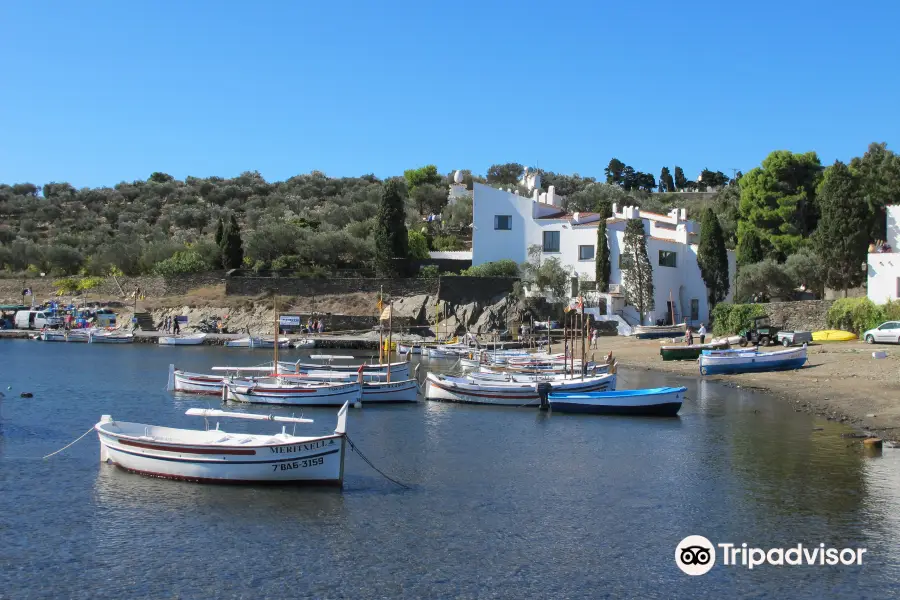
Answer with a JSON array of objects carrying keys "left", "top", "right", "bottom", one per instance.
[
  {"left": 471, "top": 182, "right": 735, "bottom": 326},
  {"left": 867, "top": 205, "right": 900, "bottom": 303}
]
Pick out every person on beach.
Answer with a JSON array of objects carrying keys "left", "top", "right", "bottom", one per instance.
[
  {"left": 698, "top": 323, "right": 706, "bottom": 345},
  {"left": 318, "top": 319, "right": 325, "bottom": 334},
  {"left": 686, "top": 325, "right": 694, "bottom": 346},
  {"left": 172, "top": 317, "right": 180, "bottom": 335},
  {"left": 590, "top": 328, "right": 598, "bottom": 349}
]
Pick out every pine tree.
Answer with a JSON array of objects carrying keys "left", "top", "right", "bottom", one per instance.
[
  {"left": 697, "top": 207, "right": 730, "bottom": 311},
  {"left": 659, "top": 167, "right": 674, "bottom": 193},
  {"left": 622, "top": 218, "right": 654, "bottom": 324},
  {"left": 604, "top": 158, "right": 626, "bottom": 186},
  {"left": 813, "top": 161, "right": 869, "bottom": 294},
  {"left": 214, "top": 218, "right": 225, "bottom": 246},
  {"left": 595, "top": 201, "right": 612, "bottom": 291},
  {"left": 220, "top": 214, "right": 244, "bottom": 269},
  {"left": 374, "top": 180, "right": 409, "bottom": 276},
  {"left": 674, "top": 166, "right": 687, "bottom": 191}
]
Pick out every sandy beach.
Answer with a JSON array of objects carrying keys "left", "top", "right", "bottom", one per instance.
[{"left": 582, "top": 336, "right": 900, "bottom": 441}]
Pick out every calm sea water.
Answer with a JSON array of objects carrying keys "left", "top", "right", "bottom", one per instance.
[{"left": 1, "top": 340, "right": 899, "bottom": 599}]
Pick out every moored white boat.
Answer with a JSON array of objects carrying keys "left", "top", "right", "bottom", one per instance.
[
  {"left": 549, "top": 386, "right": 686, "bottom": 416},
  {"left": 699, "top": 345, "right": 808, "bottom": 375},
  {"left": 95, "top": 403, "right": 348, "bottom": 485},
  {"left": 398, "top": 343, "right": 421, "bottom": 355},
  {"left": 291, "top": 359, "right": 411, "bottom": 380},
  {"left": 224, "top": 380, "right": 362, "bottom": 406},
  {"left": 274, "top": 372, "right": 419, "bottom": 402},
  {"left": 66, "top": 329, "right": 94, "bottom": 343},
  {"left": 159, "top": 333, "right": 207, "bottom": 346},
  {"left": 424, "top": 372, "right": 616, "bottom": 406},
  {"left": 291, "top": 338, "right": 316, "bottom": 349},
  {"left": 40, "top": 330, "right": 67, "bottom": 342},
  {"left": 470, "top": 363, "right": 610, "bottom": 383},
  {"left": 90, "top": 330, "right": 135, "bottom": 344}
]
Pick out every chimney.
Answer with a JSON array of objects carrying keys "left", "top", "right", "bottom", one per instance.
[
  {"left": 612, "top": 203, "right": 618, "bottom": 215},
  {"left": 548, "top": 185, "right": 556, "bottom": 207},
  {"left": 680, "top": 208, "right": 687, "bottom": 221}
]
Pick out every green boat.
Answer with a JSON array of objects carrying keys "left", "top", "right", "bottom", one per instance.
[{"left": 660, "top": 341, "right": 729, "bottom": 361}]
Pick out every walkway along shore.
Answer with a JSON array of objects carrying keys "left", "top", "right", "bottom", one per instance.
[{"left": 590, "top": 336, "right": 900, "bottom": 443}]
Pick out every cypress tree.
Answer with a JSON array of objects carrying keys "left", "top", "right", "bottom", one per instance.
[
  {"left": 674, "top": 166, "right": 687, "bottom": 191},
  {"left": 622, "top": 218, "right": 654, "bottom": 324},
  {"left": 814, "top": 161, "right": 869, "bottom": 294},
  {"left": 595, "top": 201, "right": 612, "bottom": 291},
  {"left": 220, "top": 214, "right": 244, "bottom": 269},
  {"left": 214, "top": 217, "right": 225, "bottom": 246},
  {"left": 374, "top": 180, "right": 409, "bottom": 276},
  {"left": 697, "top": 207, "right": 730, "bottom": 311}
]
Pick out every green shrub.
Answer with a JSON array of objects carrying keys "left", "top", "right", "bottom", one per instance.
[
  {"left": 460, "top": 259, "right": 519, "bottom": 278},
  {"left": 153, "top": 250, "right": 208, "bottom": 276},
  {"left": 418, "top": 265, "right": 440, "bottom": 278},
  {"left": 826, "top": 297, "right": 894, "bottom": 334},
  {"left": 710, "top": 302, "right": 767, "bottom": 335}
]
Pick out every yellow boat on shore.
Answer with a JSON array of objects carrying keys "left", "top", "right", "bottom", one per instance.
[{"left": 812, "top": 330, "right": 857, "bottom": 342}]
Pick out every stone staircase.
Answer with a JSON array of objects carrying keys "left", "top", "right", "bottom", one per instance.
[{"left": 132, "top": 312, "right": 156, "bottom": 331}]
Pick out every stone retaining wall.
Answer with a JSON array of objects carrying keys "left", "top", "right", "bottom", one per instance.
[
  {"left": 0, "top": 273, "right": 226, "bottom": 303},
  {"left": 758, "top": 300, "right": 834, "bottom": 332},
  {"left": 225, "top": 277, "right": 439, "bottom": 298}
]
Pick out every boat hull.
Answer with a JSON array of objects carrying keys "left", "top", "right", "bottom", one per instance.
[
  {"left": 90, "top": 333, "right": 135, "bottom": 344},
  {"left": 226, "top": 382, "right": 361, "bottom": 406},
  {"left": 173, "top": 370, "right": 231, "bottom": 395},
  {"left": 549, "top": 387, "right": 685, "bottom": 416},
  {"left": 96, "top": 429, "right": 345, "bottom": 484},
  {"left": 660, "top": 342, "right": 728, "bottom": 361},
  {"left": 361, "top": 379, "right": 418, "bottom": 402},
  {"left": 699, "top": 347, "right": 807, "bottom": 375},
  {"left": 634, "top": 324, "right": 687, "bottom": 340},
  {"left": 159, "top": 334, "right": 207, "bottom": 346},
  {"left": 425, "top": 373, "right": 616, "bottom": 406}
]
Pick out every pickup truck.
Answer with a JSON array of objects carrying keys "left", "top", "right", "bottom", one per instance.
[{"left": 776, "top": 330, "right": 813, "bottom": 347}]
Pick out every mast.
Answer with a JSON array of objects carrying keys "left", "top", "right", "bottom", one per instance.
[
  {"left": 581, "top": 300, "right": 586, "bottom": 380},
  {"left": 379, "top": 286, "right": 384, "bottom": 365},
  {"left": 273, "top": 294, "right": 279, "bottom": 376},
  {"left": 387, "top": 299, "right": 393, "bottom": 382},
  {"left": 563, "top": 309, "right": 569, "bottom": 379}
]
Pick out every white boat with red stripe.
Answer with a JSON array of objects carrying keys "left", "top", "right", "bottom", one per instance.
[
  {"left": 95, "top": 403, "right": 348, "bottom": 485},
  {"left": 224, "top": 379, "right": 362, "bottom": 406}
]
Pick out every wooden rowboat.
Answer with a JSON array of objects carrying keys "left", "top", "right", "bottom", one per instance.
[
  {"left": 95, "top": 403, "right": 348, "bottom": 485},
  {"left": 699, "top": 345, "right": 808, "bottom": 375},
  {"left": 660, "top": 341, "right": 729, "bottom": 361},
  {"left": 548, "top": 386, "right": 686, "bottom": 416}
]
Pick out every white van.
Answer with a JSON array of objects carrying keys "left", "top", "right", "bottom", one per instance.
[{"left": 14, "top": 310, "right": 64, "bottom": 330}]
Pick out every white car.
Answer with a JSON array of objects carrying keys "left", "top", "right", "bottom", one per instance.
[{"left": 863, "top": 321, "right": 900, "bottom": 344}]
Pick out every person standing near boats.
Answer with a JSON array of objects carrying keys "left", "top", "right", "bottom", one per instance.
[
  {"left": 685, "top": 325, "right": 694, "bottom": 346},
  {"left": 698, "top": 323, "right": 707, "bottom": 345}
]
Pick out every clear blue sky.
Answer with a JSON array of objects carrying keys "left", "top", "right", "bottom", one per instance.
[{"left": 1, "top": 0, "right": 898, "bottom": 188}]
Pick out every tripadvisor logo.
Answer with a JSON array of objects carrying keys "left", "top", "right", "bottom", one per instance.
[{"left": 675, "top": 536, "right": 867, "bottom": 575}]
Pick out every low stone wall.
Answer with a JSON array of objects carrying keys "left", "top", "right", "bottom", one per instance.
[
  {"left": 0, "top": 273, "right": 225, "bottom": 303},
  {"left": 759, "top": 300, "right": 834, "bottom": 332},
  {"left": 225, "top": 276, "right": 439, "bottom": 298}
]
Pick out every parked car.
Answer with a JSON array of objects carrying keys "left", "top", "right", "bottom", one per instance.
[
  {"left": 863, "top": 321, "right": 900, "bottom": 344},
  {"left": 14, "top": 310, "right": 64, "bottom": 330}
]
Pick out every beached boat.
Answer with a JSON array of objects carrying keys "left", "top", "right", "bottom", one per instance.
[
  {"left": 633, "top": 323, "right": 687, "bottom": 339},
  {"left": 159, "top": 333, "right": 207, "bottom": 346},
  {"left": 660, "top": 341, "right": 729, "bottom": 361},
  {"left": 95, "top": 403, "right": 348, "bottom": 485},
  {"left": 224, "top": 380, "right": 362, "bottom": 406},
  {"left": 424, "top": 372, "right": 616, "bottom": 406},
  {"left": 699, "top": 345, "right": 808, "bottom": 375},
  {"left": 90, "top": 331, "right": 135, "bottom": 344},
  {"left": 39, "top": 330, "right": 67, "bottom": 342},
  {"left": 548, "top": 386, "right": 686, "bottom": 416},
  {"left": 812, "top": 330, "right": 857, "bottom": 342}
]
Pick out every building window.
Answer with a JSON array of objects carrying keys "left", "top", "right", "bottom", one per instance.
[
  {"left": 543, "top": 231, "right": 560, "bottom": 252},
  {"left": 494, "top": 215, "right": 512, "bottom": 230},
  {"left": 690, "top": 298, "right": 699, "bottom": 321},
  {"left": 658, "top": 250, "right": 677, "bottom": 268},
  {"left": 578, "top": 245, "right": 595, "bottom": 261},
  {"left": 618, "top": 252, "right": 632, "bottom": 269}
]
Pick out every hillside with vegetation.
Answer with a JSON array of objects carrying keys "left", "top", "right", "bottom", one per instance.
[{"left": 1, "top": 143, "right": 897, "bottom": 305}]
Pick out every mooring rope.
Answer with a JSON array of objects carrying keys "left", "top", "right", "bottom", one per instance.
[
  {"left": 43, "top": 426, "right": 95, "bottom": 460},
  {"left": 345, "top": 435, "right": 410, "bottom": 489}
]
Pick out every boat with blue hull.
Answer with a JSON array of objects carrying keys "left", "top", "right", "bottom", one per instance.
[
  {"left": 548, "top": 386, "right": 685, "bottom": 416},
  {"left": 699, "top": 345, "right": 807, "bottom": 375}
]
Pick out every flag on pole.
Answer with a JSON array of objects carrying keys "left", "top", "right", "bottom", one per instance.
[
  {"left": 376, "top": 298, "right": 384, "bottom": 313},
  {"left": 379, "top": 305, "right": 392, "bottom": 321}
]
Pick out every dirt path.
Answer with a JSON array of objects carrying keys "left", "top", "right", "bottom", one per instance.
[{"left": 578, "top": 336, "right": 900, "bottom": 441}]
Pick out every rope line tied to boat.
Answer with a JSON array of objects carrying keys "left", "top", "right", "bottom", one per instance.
[
  {"left": 43, "top": 426, "right": 95, "bottom": 460},
  {"left": 345, "top": 435, "right": 410, "bottom": 489}
]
